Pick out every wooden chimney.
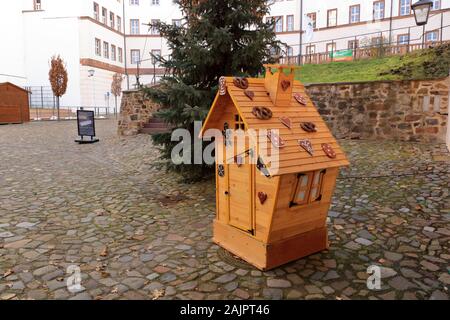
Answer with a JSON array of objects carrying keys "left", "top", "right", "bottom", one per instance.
[{"left": 264, "top": 65, "right": 296, "bottom": 106}]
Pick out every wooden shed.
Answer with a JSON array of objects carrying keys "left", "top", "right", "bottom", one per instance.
[
  {"left": 200, "top": 65, "right": 349, "bottom": 270},
  {"left": 0, "top": 82, "right": 30, "bottom": 124}
]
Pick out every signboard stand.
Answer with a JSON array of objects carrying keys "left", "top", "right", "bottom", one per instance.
[{"left": 75, "top": 110, "right": 99, "bottom": 144}]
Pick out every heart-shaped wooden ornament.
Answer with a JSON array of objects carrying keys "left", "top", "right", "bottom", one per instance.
[
  {"left": 279, "top": 117, "right": 292, "bottom": 129},
  {"left": 294, "top": 93, "right": 307, "bottom": 105},
  {"left": 258, "top": 192, "right": 268, "bottom": 205},
  {"left": 299, "top": 139, "right": 314, "bottom": 156},
  {"left": 281, "top": 80, "right": 291, "bottom": 91},
  {"left": 244, "top": 90, "right": 255, "bottom": 100}
]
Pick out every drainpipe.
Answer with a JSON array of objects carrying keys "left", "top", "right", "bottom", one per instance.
[
  {"left": 298, "top": 0, "right": 303, "bottom": 65},
  {"left": 123, "top": 0, "right": 129, "bottom": 90}
]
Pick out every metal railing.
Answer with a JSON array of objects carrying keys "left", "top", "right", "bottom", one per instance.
[{"left": 30, "top": 106, "right": 118, "bottom": 121}]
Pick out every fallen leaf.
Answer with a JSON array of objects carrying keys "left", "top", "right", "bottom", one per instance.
[
  {"left": 100, "top": 247, "right": 108, "bottom": 257},
  {"left": 2, "top": 269, "right": 14, "bottom": 278},
  {"left": 151, "top": 289, "right": 165, "bottom": 300}
]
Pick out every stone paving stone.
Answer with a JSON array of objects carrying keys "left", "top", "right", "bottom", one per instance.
[{"left": 0, "top": 121, "right": 448, "bottom": 300}]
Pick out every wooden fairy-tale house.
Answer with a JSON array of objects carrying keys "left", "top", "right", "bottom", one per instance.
[{"left": 200, "top": 65, "right": 349, "bottom": 270}]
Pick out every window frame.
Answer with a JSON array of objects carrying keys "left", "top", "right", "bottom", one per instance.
[
  {"left": 118, "top": 47, "right": 123, "bottom": 63},
  {"left": 103, "top": 41, "right": 109, "bottom": 59},
  {"left": 373, "top": 1, "right": 385, "bottom": 20},
  {"left": 93, "top": 2, "right": 99, "bottom": 20},
  {"left": 399, "top": 0, "right": 411, "bottom": 16},
  {"left": 425, "top": 30, "right": 439, "bottom": 43},
  {"left": 327, "top": 9, "right": 338, "bottom": 27},
  {"left": 34, "top": 0, "right": 42, "bottom": 10},
  {"left": 95, "top": 38, "right": 101, "bottom": 56},
  {"left": 111, "top": 44, "right": 117, "bottom": 61},
  {"left": 286, "top": 15, "right": 294, "bottom": 32},
  {"left": 130, "top": 19, "right": 140, "bottom": 35},
  {"left": 290, "top": 170, "right": 326, "bottom": 207},
  {"left": 102, "top": 7, "right": 107, "bottom": 24},
  {"left": 130, "top": 49, "right": 140, "bottom": 65},
  {"left": 307, "top": 12, "right": 317, "bottom": 29},
  {"left": 349, "top": 5, "right": 360, "bottom": 24},
  {"left": 397, "top": 33, "right": 409, "bottom": 45},
  {"left": 234, "top": 114, "right": 245, "bottom": 130}
]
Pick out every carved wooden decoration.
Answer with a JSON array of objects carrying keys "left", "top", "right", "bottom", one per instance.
[
  {"left": 268, "top": 129, "right": 285, "bottom": 149},
  {"left": 322, "top": 143, "right": 337, "bottom": 159},
  {"left": 219, "top": 76, "right": 227, "bottom": 95},
  {"left": 258, "top": 192, "right": 268, "bottom": 205},
  {"left": 252, "top": 106, "right": 273, "bottom": 120},
  {"left": 218, "top": 165, "right": 225, "bottom": 177},
  {"left": 233, "top": 77, "right": 249, "bottom": 90},
  {"left": 300, "top": 122, "right": 317, "bottom": 133},
  {"left": 280, "top": 117, "right": 292, "bottom": 129},
  {"left": 294, "top": 93, "right": 307, "bottom": 105},
  {"left": 281, "top": 80, "right": 291, "bottom": 91},
  {"left": 244, "top": 90, "right": 255, "bottom": 100},
  {"left": 299, "top": 139, "right": 314, "bottom": 156}
]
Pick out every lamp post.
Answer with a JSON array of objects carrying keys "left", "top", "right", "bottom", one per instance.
[
  {"left": 88, "top": 69, "right": 96, "bottom": 110},
  {"left": 411, "top": 0, "right": 433, "bottom": 48}
]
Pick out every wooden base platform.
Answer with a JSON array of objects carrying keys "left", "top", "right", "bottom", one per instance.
[{"left": 213, "top": 220, "right": 328, "bottom": 270}]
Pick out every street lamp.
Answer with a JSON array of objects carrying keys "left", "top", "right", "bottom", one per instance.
[{"left": 412, "top": 0, "right": 433, "bottom": 26}]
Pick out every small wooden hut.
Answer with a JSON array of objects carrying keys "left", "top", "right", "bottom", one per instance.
[
  {"left": 200, "top": 65, "right": 349, "bottom": 270},
  {"left": 0, "top": 82, "right": 30, "bottom": 124}
]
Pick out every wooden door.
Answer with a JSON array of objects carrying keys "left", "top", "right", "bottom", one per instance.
[{"left": 227, "top": 162, "right": 253, "bottom": 233}]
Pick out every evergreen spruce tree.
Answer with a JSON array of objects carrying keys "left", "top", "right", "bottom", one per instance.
[{"left": 143, "top": 0, "right": 282, "bottom": 181}]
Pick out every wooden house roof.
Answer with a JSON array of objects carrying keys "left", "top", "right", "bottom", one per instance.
[{"left": 201, "top": 66, "right": 349, "bottom": 176}]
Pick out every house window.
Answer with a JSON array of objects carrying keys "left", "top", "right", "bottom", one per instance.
[
  {"left": 307, "top": 13, "right": 316, "bottom": 28},
  {"left": 287, "top": 47, "right": 294, "bottom": 57},
  {"left": 431, "top": 0, "right": 441, "bottom": 10},
  {"left": 172, "top": 19, "right": 182, "bottom": 27},
  {"left": 348, "top": 40, "right": 359, "bottom": 50},
  {"left": 130, "top": 19, "right": 140, "bottom": 34},
  {"left": 399, "top": 0, "right": 411, "bottom": 16},
  {"left": 103, "top": 41, "right": 109, "bottom": 58},
  {"left": 151, "top": 19, "right": 160, "bottom": 35},
  {"left": 34, "top": 0, "right": 42, "bottom": 10},
  {"left": 93, "top": 2, "right": 99, "bottom": 20},
  {"left": 327, "top": 9, "right": 337, "bottom": 27},
  {"left": 102, "top": 7, "right": 107, "bottom": 24},
  {"left": 110, "top": 12, "right": 115, "bottom": 29},
  {"left": 151, "top": 0, "right": 160, "bottom": 5},
  {"left": 117, "top": 16, "right": 122, "bottom": 32},
  {"left": 131, "top": 49, "right": 140, "bottom": 64},
  {"left": 326, "top": 43, "right": 336, "bottom": 53},
  {"left": 291, "top": 170, "right": 326, "bottom": 207},
  {"left": 373, "top": 1, "right": 385, "bottom": 20},
  {"left": 151, "top": 49, "right": 161, "bottom": 65},
  {"left": 118, "top": 47, "right": 123, "bottom": 63},
  {"left": 130, "top": 0, "right": 139, "bottom": 5},
  {"left": 350, "top": 5, "right": 360, "bottom": 23},
  {"left": 306, "top": 45, "right": 316, "bottom": 54},
  {"left": 111, "top": 45, "right": 116, "bottom": 61},
  {"left": 398, "top": 34, "right": 409, "bottom": 45},
  {"left": 95, "top": 38, "right": 101, "bottom": 56},
  {"left": 372, "top": 37, "right": 383, "bottom": 46},
  {"left": 268, "top": 16, "right": 283, "bottom": 32},
  {"left": 234, "top": 114, "right": 245, "bottom": 130},
  {"left": 286, "top": 15, "right": 294, "bottom": 31},
  {"left": 425, "top": 30, "right": 439, "bottom": 43}
]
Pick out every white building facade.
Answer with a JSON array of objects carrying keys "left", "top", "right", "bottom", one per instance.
[{"left": 0, "top": 0, "right": 449, "bottom": 108}]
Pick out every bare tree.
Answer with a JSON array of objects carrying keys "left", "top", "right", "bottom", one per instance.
[
  {"left": 111, "top": 73, "right": 123, "bottom": 114},
  {"left": 48, "top": 55, "right": 68, "bottom": 121}
]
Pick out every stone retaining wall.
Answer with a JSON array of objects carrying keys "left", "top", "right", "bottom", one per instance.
[
  {"left": 117, "top": 90, "right": 160, "bottom": 136},
  {"left": 306, "top": 78, "right": 449, "bottom": 142}
]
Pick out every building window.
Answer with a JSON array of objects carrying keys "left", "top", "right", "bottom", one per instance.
[
  {"left": 110, "top": 12, "right": 115, "bottom": 29},
  {"left": 34, "top": 0, "right": 42, "bottom": 10},
  {"left": 234, "top": 114, "right": 245, "bottom": 130},
  {"left": 130, "top": 19, "right": 140, "bottom": 34},
  {"left": 172, "top": 19, "right": 182, "bottom": 27},
  {"left": 373, "top": 1, "right": 385, "bottom": 20},
  {"left": 399, "top": 0, "right": 411, "bottom": 16},
  {"left": 111, "top": 45, "right": 117, "bottom": 61},
  {"left": 290, "top": 170, "right": 326, "bottom": 207},
  {"left": 267, "top": 16, "right": 283, "bottom": 33},
  {"left": 327, "top": 9, "right": 337, "bottom": 27},
  {"left": 326, "top": 43, "right": 336, "bottom": 53},
  {"left": 118, "top": 47, "right": 123, "bottom": 63},
  {"left": 151, "top": 0, "right": 160, "bottom": 5},
  {"left": 117, "top": 16, "right": 122, "bottom": 32},
  {"left": 397, "top": 34, "right": 409, "bottom": 44},
  {"left": 348, "top": 40, "right": 359, "bottom": 49},
  {"left": 131, "top": 49, "right": 140, "bottom": 64},
  {"left": 93, "top": 2, "right": 99, "bottom": 20},
  {"left": 350, "top": 5, "right": 360, "bottom": 23},
  {"left": 151, "top": 19, "right": 160, "bottom": 35},
  {"left": 307, "top": 13, "right": 316, "bottom": 28},
  {"left": 286, "top": 15, "right": 294, "bottom": 31},
  {"left": 431, "top": 0, "right": 440, "bottom": 10},
  {"left": 287, "top": 47, "right": 294, "bottom": 57},
  {"left": 103, "top": 41, "right": 109, "bottom": 58},
  {"left": 372, "top": 37, "right": 383, "bottom": 46},
  {"left": 425, "top": 30, "right": 439, "bottom": 43},
  {"left": 130, "top": 0, "right": 139, "bottom": 5},
  {"left": 306, "top": 45, "right": 316, "bottom": 54},
  {"left": 151, "top": 49, "right": 161, "bottom": 65},
  {"left": 102, "top": 7, "right": 107, "bottom": 24},
  {"left": 95, "top": 38, "right": 101, "bottom": 56}
]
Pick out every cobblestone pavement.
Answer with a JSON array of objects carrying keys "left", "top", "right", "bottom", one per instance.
[{"left": 0, "top": 120, "right": 449, "bottom": 300}]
